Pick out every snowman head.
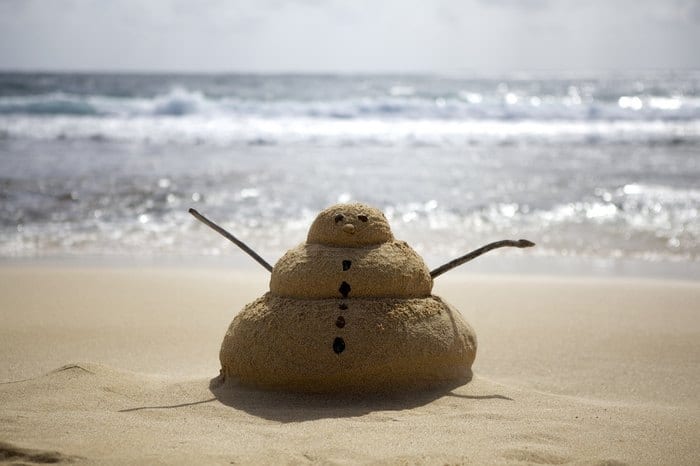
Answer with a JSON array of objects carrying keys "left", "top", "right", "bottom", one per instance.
[{"left": 307, "top": 203, "right": 394, "bottom": 247}]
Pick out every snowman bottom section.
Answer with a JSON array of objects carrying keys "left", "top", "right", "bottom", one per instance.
[{"left": 219, "top": 292, "right": 477, "bottom": 393}]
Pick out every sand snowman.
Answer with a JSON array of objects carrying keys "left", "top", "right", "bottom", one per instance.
[{"left": 191, "top": 203, "right": 533, "bottom": 393}]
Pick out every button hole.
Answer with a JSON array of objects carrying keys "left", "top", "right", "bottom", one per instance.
[
  {"left": 339, "top": 281, "right": 351, "bottom": 298},
  {"left": 333, "top": 337, "right": 345, "bottom": 354}
]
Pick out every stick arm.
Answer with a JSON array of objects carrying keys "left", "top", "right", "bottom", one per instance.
[
  {"left": 430, "top": 239, "right": 535, "bottom": 279},
  {"left": 189, "top": 208, "right": 273, "bottom": 273}
]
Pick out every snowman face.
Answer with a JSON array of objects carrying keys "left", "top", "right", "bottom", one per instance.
[{"left": 307, "top": 203, "right": 394, "bottom": 247}]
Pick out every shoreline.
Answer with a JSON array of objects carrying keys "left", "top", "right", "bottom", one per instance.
[{"left": 1, "top": 253, "right": 698, "bottom": 281}]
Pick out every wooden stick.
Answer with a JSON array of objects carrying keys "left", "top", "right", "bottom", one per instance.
[
  {"left": 430, "top": 239, "right": 535, "bottom": 279},
  {"left": 189, "top": 208, "right": 273, "bottom": 273}
]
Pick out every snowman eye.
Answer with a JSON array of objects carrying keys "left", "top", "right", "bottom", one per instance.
[
  {"left": 334, "top": 214, "right": 345, "bottom": 223},
  {"left": 358, "top": 215, "right": 368, "bottom": 222}
]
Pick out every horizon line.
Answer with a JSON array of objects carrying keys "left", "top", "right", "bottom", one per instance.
[{"left": 1, "top": 67, "right": 699, "bottom": 77}]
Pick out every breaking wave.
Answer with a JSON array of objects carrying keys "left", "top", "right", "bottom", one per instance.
[{"left": 2, "top": 84, "right": 698, "bottom": 146}]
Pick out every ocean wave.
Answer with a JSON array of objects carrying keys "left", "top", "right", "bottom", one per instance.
[
  {"left": 0, "top": 89, "right": 210, "bottom": 117},
  {"left": 1, "top": 87, "right": 699, "bottom": 122},
  {"left": 2, "top": 86, "right": 699, "bottom": 146}
]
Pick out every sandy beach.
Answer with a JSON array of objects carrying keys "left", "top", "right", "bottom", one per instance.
[{"left": 1, "top": 266, "right": 698, "bottom": 465}]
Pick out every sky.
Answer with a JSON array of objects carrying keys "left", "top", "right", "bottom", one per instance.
[{"left": 0, "top": 0, "right": 699, "bottom": 73}]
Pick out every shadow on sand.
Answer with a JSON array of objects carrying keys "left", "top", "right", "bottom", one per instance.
[
  {"left": 116, "top": 372, "right": 513, "bottom": 422},
  {"left": 207, "top": 372, "right": 512, "bottom": 422}
]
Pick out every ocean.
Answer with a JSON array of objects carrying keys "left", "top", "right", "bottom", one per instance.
[{"left": 1, "top": 72, "right": 698, "bottom": 277}]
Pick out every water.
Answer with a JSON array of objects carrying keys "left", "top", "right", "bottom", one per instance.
[{"left": 1, "top": 72, "right": 698, "bottom": 277}]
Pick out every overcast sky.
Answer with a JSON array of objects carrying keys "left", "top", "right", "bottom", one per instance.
[{"left": 1, "top": 0, "right": 699, "bottom": 73}]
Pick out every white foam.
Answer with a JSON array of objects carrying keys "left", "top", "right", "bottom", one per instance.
[{"left": 2, "top": 115, "right": 699, "bottom": 146}]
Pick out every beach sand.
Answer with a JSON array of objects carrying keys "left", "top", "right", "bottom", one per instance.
[{"left": 1, "top": 266, "right": 698, "bottom": 465}]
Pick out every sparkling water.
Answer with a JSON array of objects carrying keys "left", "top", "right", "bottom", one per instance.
[{"left": 1, "top": 72, "right": 698, "bottom": 276}]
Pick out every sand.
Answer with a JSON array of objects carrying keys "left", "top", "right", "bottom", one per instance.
[{"left": 1, "top": 265, "right": 699, "bottom": 465}]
